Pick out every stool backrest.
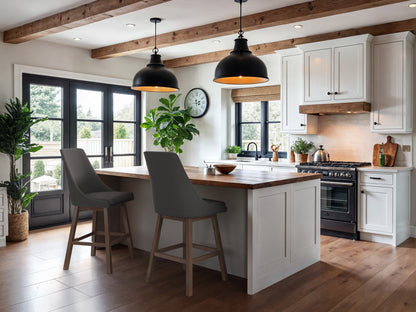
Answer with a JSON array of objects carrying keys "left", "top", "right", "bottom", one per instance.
[
  {"left": 144, "top": 151, "right": 204, "bottom": 218},
  {"left": 61, "top": 148, "right": 111, "bottom": 205}
]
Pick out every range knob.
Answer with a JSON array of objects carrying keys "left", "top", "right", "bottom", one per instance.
[
  {"left": 340, "top": 172, "right": 346, "bottom": 177},
  {"left": 328, "top": 172, "right": 334, "bottom": 177},
  {"left": 334, "top": 172, "right": 340, "bottom": 177},
  {"left": 314, "top": 171, "right": 319, "bottom": 174},
  {"left": 346, "top": 173, "right": 352, "bottom": 178},
  {"left": 308, "top": 170, "right": 313, "bottom": 173}
]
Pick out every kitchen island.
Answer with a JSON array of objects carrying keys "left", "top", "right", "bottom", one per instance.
[{"left": 96, "top": 166, "right": 322, "bottom": 294}]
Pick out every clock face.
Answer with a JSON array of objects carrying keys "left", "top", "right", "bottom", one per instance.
[{"left": 184, "top": 88, "right": 209, "bottom": 118}]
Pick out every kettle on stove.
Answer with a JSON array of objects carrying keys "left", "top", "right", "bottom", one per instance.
[{"left": 312, "top": 145, "right": 330, "bottom": 162}]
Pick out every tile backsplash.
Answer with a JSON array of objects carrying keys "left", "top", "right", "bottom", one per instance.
[{"left": 292, "top": 113, "right": 412, "bottom": 167}]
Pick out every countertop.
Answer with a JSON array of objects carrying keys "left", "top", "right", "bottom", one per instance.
[
  {"left": 205, "top": 158, "right": 298, "bottom": 168},
  {"left": 96, "top": 166, "right": 322, "bottom": 190},
  {"left": 358, "top": 166, "right": 413, "bottom": 173}
]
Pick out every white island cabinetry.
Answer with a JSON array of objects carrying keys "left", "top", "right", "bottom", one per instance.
[{"left": 358, "top": 167, "right": 412, "bottom": 246}]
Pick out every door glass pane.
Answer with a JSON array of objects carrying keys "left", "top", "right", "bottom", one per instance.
[
  {"left": 269, "top": 123, "right": 288, "bottom": 152},
  {"left": 88, "top": 157, "right": 103, "bottom": 169},
  {"left": 113, "top": 93, "right": 135, "bottom": 121},
  {"left": 241, "top": 124, "right": 261, "bottom": 150},
  {"left": 77, "top": 122, "right": 102, "bottom": 155},
  {"left": 268, "top": 100, "right": 281, "bottom": 121},
  {"left": 30, "top": 158, "right": 62, "bottom": 191},
  {"left": 30, "top": 120, "right": 62, "bottom": 157},
  {"left": 30, "top": 84, "right": 62, "bottom": 118},
  {"left": 113, "top": 123, "right": 134, "bottom": 154},
  {"left": 242, "top": 102, "right": 261, "bottom": 122},
  {"left": 321, "top": 186, "right": 349, "bottom": 213},
  {"left": 77, "top": 89, "right": 103, "bottom": 120},
  {"left": 113, "top": 156, "right": 134, "bottom": 168}
]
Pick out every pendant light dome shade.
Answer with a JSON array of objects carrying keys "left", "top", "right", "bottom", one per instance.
[
  {"left": 214, "top": 37, "right": 268, "bottom": 84},
  {"left": 132, "top": 54, "right": 178, "bottom": 92},
  {"left": 131, "top": 17, "right": 179, "bottom": 92},
  {"left": 213, "top": 0, "right": 268, "bottom": 85}
]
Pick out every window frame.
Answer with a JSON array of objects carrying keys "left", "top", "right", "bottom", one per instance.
[{"left": 235, "top": 101, "right": 287, "bottom": 159}]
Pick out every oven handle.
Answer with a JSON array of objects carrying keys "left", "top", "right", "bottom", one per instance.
[{"left": 321, "top": 181, "right": 354, "bottom": 187}]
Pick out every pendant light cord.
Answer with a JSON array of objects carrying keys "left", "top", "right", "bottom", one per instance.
[
  {"left": 238, "top": 0, "right": 244, "bottom": 38},
  {"left": 153, "top": 20, "right": 159, "bottom": 54}
]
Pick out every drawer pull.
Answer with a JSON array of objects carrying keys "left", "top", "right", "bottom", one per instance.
[
  {"left": 361, "top": 190, "right": 364, "bottom": 193},
  {"left": 369, "top": 177, "right": 382, "bottom": 180}
]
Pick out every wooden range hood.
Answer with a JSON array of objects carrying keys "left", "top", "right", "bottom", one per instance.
[{"left": 299, "top": 102, "right": 371, "bottom": 115}]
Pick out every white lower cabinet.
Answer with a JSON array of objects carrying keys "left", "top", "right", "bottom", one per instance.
[
  {"left": 0, "top": 187, "right": 8, "bottom": 247},
  {"left": 358, "top": 169, "right": 411, "bottom": 246}
]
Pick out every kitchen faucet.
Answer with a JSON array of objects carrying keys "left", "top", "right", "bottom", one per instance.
[{"left": 246, "top": 142, "right": 260, "bottom": 160}]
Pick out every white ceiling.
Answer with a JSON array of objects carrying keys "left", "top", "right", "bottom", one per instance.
[{"left": 0, "top": 0, "right": 415, "bottom": 60}]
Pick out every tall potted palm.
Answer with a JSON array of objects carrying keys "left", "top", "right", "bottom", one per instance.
[{"left": 0, "top": 98, "right": 47, "bottom": 241}]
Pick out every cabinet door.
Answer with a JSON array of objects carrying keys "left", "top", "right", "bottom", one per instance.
[
  {"left": 334, "top": 44, "right": 364, "bottom": 101},
  {"left": 0, "top": 188, "right": 7, "bottom": 247},
  {"left": 372, "top": 41, "right": 404, "bottom": 131},
  {"left": 359, "top": 186, "right": 393, "bottom": 234},
  {"left": 304, "top": 48, "right": 332, "bottom": 103},
  {"left": 281, "top": 54, "right": 306, "bottom": 132}
]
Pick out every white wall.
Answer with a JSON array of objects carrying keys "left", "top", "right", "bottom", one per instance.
[{"left": 0, "top": 35, "right": 147, "bottom": 181}]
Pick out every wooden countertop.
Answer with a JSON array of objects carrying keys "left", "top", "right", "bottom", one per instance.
[{"left": 96, "top": 166, "right": 322, "bottom": 190}]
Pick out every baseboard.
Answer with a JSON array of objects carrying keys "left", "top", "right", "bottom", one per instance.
[{"left": 410, "top": 226, "right": 416, "bottom": 238}]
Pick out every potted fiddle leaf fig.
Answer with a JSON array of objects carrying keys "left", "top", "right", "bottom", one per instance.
[
  {"left": 0, "top": 98, "right": 47, "bottom": 241},
  {"left": 140, "top": 94, "right": 199, "bottom": 154}
]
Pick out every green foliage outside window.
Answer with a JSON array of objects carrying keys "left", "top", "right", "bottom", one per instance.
[
  {"left": 114, "top": 123, "right": 127, "bottom": 139},
  {"left": 79, "top": 127, "right": 92, "bottom": 139},
  {"left": 33, "top": 160, "right": 45, "bottom": 179},
  {"left": 53, "top": 164, "right": 61, "bottom": 186}
]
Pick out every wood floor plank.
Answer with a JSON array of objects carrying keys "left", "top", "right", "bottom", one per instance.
[{"left": 1, "top": 224, "right": 416, "bottom": 312}]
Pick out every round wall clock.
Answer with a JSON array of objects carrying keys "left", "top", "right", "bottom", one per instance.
[{"left": 184, "top": 88, "right": 209, "bottom": 118}]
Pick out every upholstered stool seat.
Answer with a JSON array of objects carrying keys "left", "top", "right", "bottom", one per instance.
[{"left": 61, "top": 148, "right": 134, "bottom": 274}]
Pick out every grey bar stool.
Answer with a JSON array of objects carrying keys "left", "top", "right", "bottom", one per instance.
[
  {"left": 144, "top": 151, "right": 228, "bottom": 296},
  {"left": 61, "top": 148, "right": 134, "bottom": 274}
]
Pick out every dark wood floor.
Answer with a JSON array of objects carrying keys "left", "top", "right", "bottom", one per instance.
[{"left": 1, "top": 222, "right": 416, "bottom": 311}]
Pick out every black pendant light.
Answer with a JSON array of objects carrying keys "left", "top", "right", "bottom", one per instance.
[
  {"left": 214, "top": 0, "right": 268, "bottom": 84},
  {"left": 132, "top": 18, "right": 179, "bottom": 92}
]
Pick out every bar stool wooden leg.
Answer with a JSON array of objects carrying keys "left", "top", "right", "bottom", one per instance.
[
  {"left": 146, "top": 214, "right": 163, "bottom": 282},
  {"left": 185, "top": 218, "right": 193, "bottom": 297},
  {"left": 182, "top": 221, "right": 186, "bottom": 270},
  {"left": 212, "top": 215, "right": 228, "bottom": 281},
  {"left": 63, "top": 206, "right": 80, "bottom": 270},
  {"left": 103, "top": 208, "right": 112, "bottom": 274},
  {"left": 121, "top": 204, "right": 134, "bottom": 259},
  {"left": 91, "top": 210, "right": 97, "bottom": 256}
]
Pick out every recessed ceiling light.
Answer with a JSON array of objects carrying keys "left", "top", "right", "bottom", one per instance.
[
  {"left": 409, "top": 3, "right": 416, "bottom": 7},
  {"left": 293, "top": 25, "right": 303, "bottom": 29},
  {"left": 213, "top": 40, "right": 221, "bottom": 44},
  {"left": 73, "top": 37, "right": 81, "bottom": 41},
  {"left": 126, "top": 23, "right": 136, "bottom": 28}
]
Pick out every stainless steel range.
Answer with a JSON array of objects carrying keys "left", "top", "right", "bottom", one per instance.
[{"left": 296, "top": 161, "right": 371, "bottom": 240}]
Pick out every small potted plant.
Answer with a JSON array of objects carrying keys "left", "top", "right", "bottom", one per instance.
[
  {"left": 225, "top": 145, "right": 241, "bottom": 159},
  {"left": 291, "top": 138, "right": 314, "bottom": 163},
  {"left": 0, "top": 98, "right": 47, "bottom": 241},
  {"left": 140, "top": 94, "right": 199, "bottom": 154}
]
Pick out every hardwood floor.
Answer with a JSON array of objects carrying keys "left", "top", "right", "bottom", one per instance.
[{"left": 1, "top": 222, "right": 416, "bottom": 311}]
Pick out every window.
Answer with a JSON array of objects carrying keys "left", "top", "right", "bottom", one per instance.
[
  {"left": 22, "top": 73, "right": 141, "bottom": 229},
  {"left": 236, "top": 100, "right": 288, "bottom": 158}
]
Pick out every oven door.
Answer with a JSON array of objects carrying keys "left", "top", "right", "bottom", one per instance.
[{"left": 320, "top": 180, "right": 356, "bottom": 223}]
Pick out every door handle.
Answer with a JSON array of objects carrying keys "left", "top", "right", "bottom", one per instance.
[
  {"left": 109, "top": 146, "right": 113, "bottom": 163},
  {"left": 369, "top": 177, "right": 382, "bottom": 180}
]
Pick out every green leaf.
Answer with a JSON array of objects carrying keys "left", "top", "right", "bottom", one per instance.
[{"left": 159, "top": 98, "right": 170, "bottom": 106}]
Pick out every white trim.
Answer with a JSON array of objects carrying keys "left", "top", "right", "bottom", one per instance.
[
  {"left": 410, "top": 226, "right": 416, "bottom": 238},
  {"left": 13, "top": 64, "right": 132, "bottom": 99}
]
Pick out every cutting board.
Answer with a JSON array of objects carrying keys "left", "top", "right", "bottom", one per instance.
[{"left": 372, "top": 136, "right": 398, "bottom": 166}]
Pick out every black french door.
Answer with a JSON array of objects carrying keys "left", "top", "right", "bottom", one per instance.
[{"left": 22, "top": 74, "right": 141, "bottom": 229}]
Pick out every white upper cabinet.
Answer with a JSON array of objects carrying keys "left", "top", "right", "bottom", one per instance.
[
  {"left": 278, "top": 49, "right": 317, "bottom": 134},
  {"left": 299, "top": 34, "right": 372, "bottom": 105},
  {"left": 371, "top": 32, "right": 415, "bottom": 133}
]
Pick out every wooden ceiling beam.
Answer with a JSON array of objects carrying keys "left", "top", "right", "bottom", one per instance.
[
  {"left": 91, "top": 0, "right": 407, "bottom": 59},
  {"left": 164, "top": 18, "right": 416, "bottom": 68},
  {"left": 3, "top": 0, "right": 171, "bottom": 44}
]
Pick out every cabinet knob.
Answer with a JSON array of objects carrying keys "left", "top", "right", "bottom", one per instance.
[
  {"left": 334, "top": 91, "right": 338, "bottom": 95},
  {"left": 373, "top": 121, "right": 378, "bottom": 125},
  {"left": 361, "top": 190, "right": 364, "bottom": 194},
  {"left": 327, "top": 92, "right": 332, "bottom": 95},
  {"left": 300, "top": 123, "right": 306, "bottom": 127}
]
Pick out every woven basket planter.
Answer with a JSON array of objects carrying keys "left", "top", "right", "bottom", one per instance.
[
  {"left": 295, "top": 153, "right": 309, "bottom": 163},
  {"left": 7, "top": 211, "right": 29, "bottom": 242}
]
